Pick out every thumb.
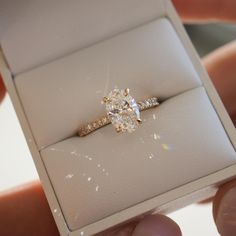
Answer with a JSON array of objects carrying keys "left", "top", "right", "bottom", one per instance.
[
  {"left": 213, "top": 180, "right": 236, "bottom": 236},
  {"left": 111, "top": 214, "right": 181, "bottom": 236},
  {"left": 131, "top": 215, "right": 181, "bottom": 236}
]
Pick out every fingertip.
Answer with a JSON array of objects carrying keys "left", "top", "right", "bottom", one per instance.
[
  {"left": 213, "top": 180, "right": 236, "bottom": 236},
  {"left": 213, "top": 180, "right": 236, "bottom": 221},
  {"left": 202, "top": 41, "right": 236, "bottom": 119},
  {"left": 172, "top": 0, "right": 236, "bottom": 22},
  {"left": 132, "top": 214, "right": 181, "bottom": 236},
  {"left": 0, "top": 74, "right": 6, "bottom": 102}
]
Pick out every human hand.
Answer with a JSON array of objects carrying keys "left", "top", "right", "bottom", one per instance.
[
  {"left": 0, "top": 1, "right": 236, "bottom": 235},
  {"left": 173, "top": 1, "right": 236, "bottom": 236}
]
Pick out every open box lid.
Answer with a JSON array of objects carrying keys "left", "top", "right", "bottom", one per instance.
[{"left": 1, "top": 0, "right": 167, "bottom": 75}]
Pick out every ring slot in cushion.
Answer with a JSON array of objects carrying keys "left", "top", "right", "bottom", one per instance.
[
  {"left": 14, "top": 18, "right": 201, "bottom": 149},
  {"left": 41, "top": 87, "right": 236, "bottom": 230}
]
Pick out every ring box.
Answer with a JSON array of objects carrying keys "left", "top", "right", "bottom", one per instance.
[{"left": 1, "top": 0, "right": 236, "bottom": 235}]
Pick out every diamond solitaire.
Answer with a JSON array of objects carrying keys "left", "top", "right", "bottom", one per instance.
[
  {"left": 77, "top": 88, "right": 159, "bottom": 137},
  {"left": 103, "top": 88, "right": 141, "bottom": 133}
]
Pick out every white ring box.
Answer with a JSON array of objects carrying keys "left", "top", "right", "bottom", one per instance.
[{"left": 1, "top": 0, "right": 236, "bottom": 235}]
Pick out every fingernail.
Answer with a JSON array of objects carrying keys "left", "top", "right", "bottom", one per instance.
[{"left": 216, "top": 185, "right": 236, "bottom": 236}]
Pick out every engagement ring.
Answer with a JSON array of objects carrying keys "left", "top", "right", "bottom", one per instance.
[{"left": 78, "top": 88, "right": 159, "bottom": 137}]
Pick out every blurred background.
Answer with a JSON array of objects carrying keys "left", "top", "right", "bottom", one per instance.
[
  {"left": 187, "top": 23, "right": 236, "bottom": 56},
  {"left": 0, "top": 23, "right": 235, "bottom": 235}
]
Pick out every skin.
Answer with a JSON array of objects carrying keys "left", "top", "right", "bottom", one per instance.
[{"left": 0, "top": 0, "right": 236, "bottom": 235}]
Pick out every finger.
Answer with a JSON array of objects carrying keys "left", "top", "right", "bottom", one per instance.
[
  {"left": 96, "top": 221, "right": 138, "bottom": 236},
  {"left": 172, "top": 0, "right": 236, "bottom": 22},
  {"left": 97, "top": 214, "right": 181, "bottom": 236},
  {"left": 105, "top": 214, "right": 181, "bottom": 236},
  {"left": 213, "top": 180, "right": 236, "bottom": 236},
  {"left": 0, "top": 181, "right": 59, "bottom": 236},
  {"left": 199, "top": 197, "right": 214, "bottom": 204},
  {"left": 105, "top": 214, "right": 182, "bottom": 236},
  {"left": 0, "top": 74, "right": 6, "bottom": 102},
  {"left": 131, "top": 214, "right": 181, "bottom": 236},
  {"left": 203, "top": 40, "right": 236, "bottom": 125}
]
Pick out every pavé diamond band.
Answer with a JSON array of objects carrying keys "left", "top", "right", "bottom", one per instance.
[{"left": 77, "top": 88, "right": 159, "bottom": 137}]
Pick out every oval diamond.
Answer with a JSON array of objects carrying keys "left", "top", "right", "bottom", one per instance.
[{"left": 104, "top": 88, "right": 141, "bottom": 133}]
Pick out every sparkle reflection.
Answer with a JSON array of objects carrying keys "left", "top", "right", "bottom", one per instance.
[
  {"left": 95, "top": 185, "right": 100, "bottom": 191},
  {"left": 49, "top": 147, "right": 65, "bottom": 153},
  {"left": 161, "top": 143, "right": 172, "bottom": 151},
  {"left": 65, "top": 174, "right": 74, "bottom": 179},
  {"left": 70, "top": 150, "right": 78, "bottom": 156},
  {"left": 149, "top": 153, "right": 154, "bottom": 159},
  {"left": 87, "top": 177, "right": 92, "bottom": 182}
]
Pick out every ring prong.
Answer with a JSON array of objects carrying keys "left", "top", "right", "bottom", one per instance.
[
  {"left": 102, "top": 96, "right": 109, "bottom": 104},
  {"left": 124, "top": 88, "right": 130, "bottom": 96},
  {"left": 137, "top": 118, "right": 142, "bottom": 124},
  {"left": 116, "top": 126, "right": 122, "bottom": 133}
]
